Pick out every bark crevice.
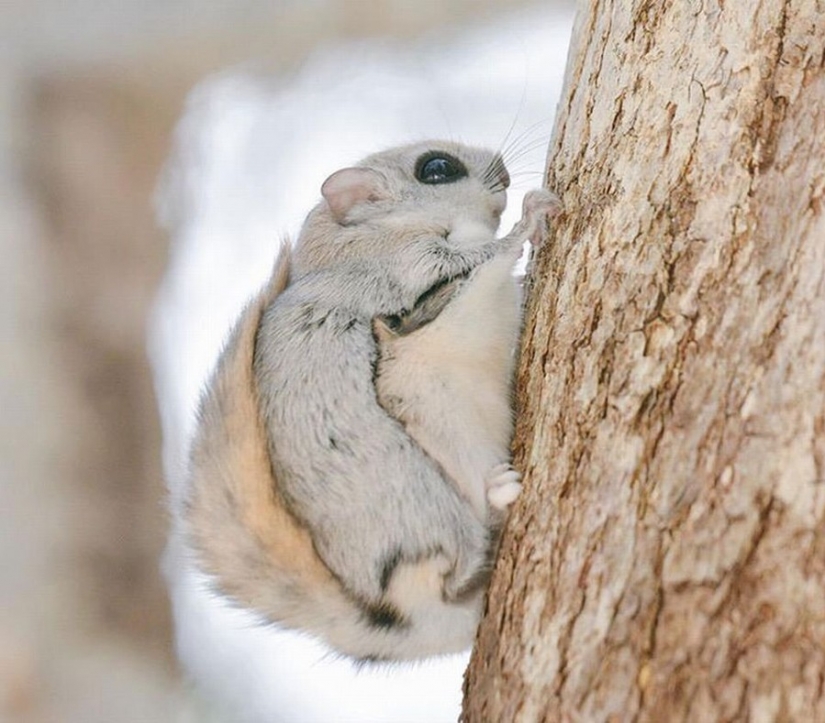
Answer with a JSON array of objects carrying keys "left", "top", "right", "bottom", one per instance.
[{"left": 463, "top": 1, "right": 825, "bottom": 720}]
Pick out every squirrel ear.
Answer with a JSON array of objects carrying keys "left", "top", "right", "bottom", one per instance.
[{"left": 321, "top": 167, "right": 387, "bottom": 223}]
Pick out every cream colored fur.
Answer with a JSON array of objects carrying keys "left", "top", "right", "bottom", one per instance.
[
  {"left": 185, "top": 246, "right": 482, "bottom": 660},
  {"left": 183, "top": 138, "right": 559, "bottom": 661},
  {"left": 374, "top": 249, "right": 523, "bottom": 521}
]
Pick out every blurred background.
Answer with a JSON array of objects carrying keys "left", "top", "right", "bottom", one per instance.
[{"left": 0, "top": 1, "right": 572, "bottom": 721}]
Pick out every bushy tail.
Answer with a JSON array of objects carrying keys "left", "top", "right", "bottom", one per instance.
[
  {"left": 183, "top": 243, "right": 481, "bottom": 660},
  {"left": 184, "top": 245, "right": 355, "bottom": 631}
]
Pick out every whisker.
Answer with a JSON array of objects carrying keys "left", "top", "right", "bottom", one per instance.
[
  {"left": 501, "top": 146, "right": 549, "bottom": 172},
  {"left": 502, "top": 135, "right": 551, "bottom": 160},
  {"left": 499, "top": 118, "right": 553, "bottom": 160},
  {"left": 495, "top": 74, "right": 531, "bottom": 160},
  {"left": 504, "top": 153, "right": 549, "bottom": 172}
]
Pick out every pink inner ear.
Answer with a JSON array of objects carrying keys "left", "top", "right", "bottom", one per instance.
[{"left": 321, "top": 167, "right": 386, "bottom": 222}]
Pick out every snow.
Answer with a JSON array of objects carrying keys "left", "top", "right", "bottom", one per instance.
[{"left": 149, "top": 5, "right": 573, "bottom": 721}]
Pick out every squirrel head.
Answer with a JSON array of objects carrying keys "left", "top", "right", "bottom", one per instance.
[{"left": 292, "top": 141, "right": 510, "bottom": 278}]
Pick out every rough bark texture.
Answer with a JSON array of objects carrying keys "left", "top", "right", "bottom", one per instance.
[{"left": 464, "top": 1, "right": 825, "bottom": 721}]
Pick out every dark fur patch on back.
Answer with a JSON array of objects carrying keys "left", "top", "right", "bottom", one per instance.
[
  {"left": 375, "top": 274, "right": 467, "bottom": 337},
  {"left": 364, "top": 601, "right": 406, "bottom": 631},
  {"left": 378, "top": 547, "right": 403, "bottom": 592}
]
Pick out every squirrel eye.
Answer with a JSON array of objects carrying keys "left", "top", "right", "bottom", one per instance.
[{"left": 414, "top": 153, "right": 468, "bottom": 185}]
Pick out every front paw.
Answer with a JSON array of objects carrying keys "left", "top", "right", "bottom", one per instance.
[
  {"left": 521, "top": 189, "right": 562, "bottom": 247},
  {"left": 485, "top": 462, "right": 523, "bottom": 511},
  {"left": 441, "top": 520, "right": 492, "bottom": 602}
]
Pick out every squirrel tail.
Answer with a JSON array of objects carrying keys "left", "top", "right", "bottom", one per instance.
[
  {"left": 183, "top": 241, "right": 479, "bottom": 661},
  {"left": 184, "top": 241, "right": 351, "bottom": 629}
]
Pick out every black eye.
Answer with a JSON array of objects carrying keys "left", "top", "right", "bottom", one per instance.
[{"left": 414, "top": 153, "right": 468, "bottom": 185}]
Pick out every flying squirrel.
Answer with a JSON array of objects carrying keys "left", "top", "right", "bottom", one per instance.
[{"left": 184, "top": 140, "right": 560, "bottom": 661}]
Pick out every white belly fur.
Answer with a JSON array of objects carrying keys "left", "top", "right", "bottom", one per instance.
[{"left": 375, "top": 251, "right": 522, "bottom": 520}]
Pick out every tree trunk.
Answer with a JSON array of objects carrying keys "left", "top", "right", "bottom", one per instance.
[{"left": 464, "top": 1, "right": 825, "bottom": 720}]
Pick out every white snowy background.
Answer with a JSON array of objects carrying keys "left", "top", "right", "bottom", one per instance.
[{"left": 150, "top": 5, "right": 573, "bottom": 721}]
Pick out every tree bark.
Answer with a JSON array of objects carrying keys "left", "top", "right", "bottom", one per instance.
[{"left": 464, "top": 1, "right": 825, "bottom": 720}]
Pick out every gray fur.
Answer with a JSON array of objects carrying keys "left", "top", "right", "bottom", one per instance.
[
  {"left": 254, "top": 142, "right": 521, "bottom": 604},
  {"left": 187, "top": 139, "right": 559, "bottom": 660}
]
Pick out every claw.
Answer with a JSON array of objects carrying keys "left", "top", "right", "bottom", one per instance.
[
  {"left": 485, "top": 463, "right": 523, "bottom": 511},
  {"left": 521, "top": 189, "right": 562, "bottom": 248}
]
